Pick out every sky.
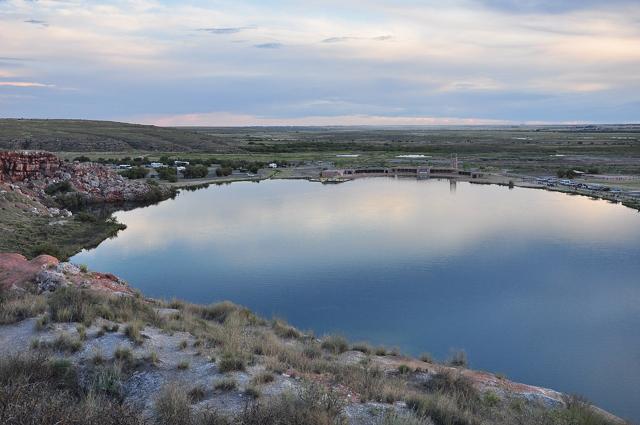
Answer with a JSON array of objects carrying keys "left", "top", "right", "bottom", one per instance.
[{"left": 0, "top": 0, "right": 639, "bottom": 126}]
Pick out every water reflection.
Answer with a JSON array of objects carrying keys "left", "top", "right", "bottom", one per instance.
[{"left": 73, "top": 178, "right": 640, "bottom": 421}]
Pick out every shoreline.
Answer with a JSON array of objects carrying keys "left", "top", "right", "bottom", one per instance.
[
  {"left": 166, "top": 171, "right": 640, "bottom": 213},
  {"left": 0, "top": 253, "right": 628, "bottom": 424}
]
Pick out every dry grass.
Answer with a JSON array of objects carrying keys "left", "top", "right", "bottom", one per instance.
[
  {"left": 0, "top": 292, "right": 47, "bottom": 324},
  {"left": 251, "top": 371, "right": 275, "bottom": 385},
  {"left": 124, "top": 321, "right": 144, "bottom": 345},
  {"left": 321, "top": 334, "right": 349, "bottom": 354},
  {"left": 0, "top": 354, "right": 143, "bottom": 425},
  {"left": 0, "top": 286, "right": 624, "bottom": 425},
  {"left": 155, "top": 383, "right": 192, "bottom": 425},
  {"left": 214, "top": 378, "right": 237, "bottom": 391}
]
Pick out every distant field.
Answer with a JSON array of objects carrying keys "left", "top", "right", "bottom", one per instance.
[{"left": 1, "top": 119, "right": 639, "bottom": 176}]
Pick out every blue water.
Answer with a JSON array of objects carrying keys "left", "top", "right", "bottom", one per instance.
[{"left": 73, "top": 178, "right": 640, "bottom": 421}]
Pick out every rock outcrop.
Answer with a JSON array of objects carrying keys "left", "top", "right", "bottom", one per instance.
[
  {"left": 0, "top": 150, "right": 174, "bottom": 204},
  {"left": 68, "top": 162, "right": 169, "bottom": 203},
  {"left": 0, "top": 253, "right": 133, "bottom": 296},
  {"left": 0, "top": 151, "right": 62, "bottom": 183}
]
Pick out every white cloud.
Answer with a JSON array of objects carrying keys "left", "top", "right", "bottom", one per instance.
[{"left": 0, "top": 0, "right": 638, "bottom": 122}]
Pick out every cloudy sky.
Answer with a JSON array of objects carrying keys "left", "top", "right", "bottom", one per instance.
[{"left": 1, "top": 0, "right": 639, "bottom": 125}]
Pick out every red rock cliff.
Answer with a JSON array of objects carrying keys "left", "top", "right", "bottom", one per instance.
[{"left": 0, "top": 151, "right": 62, "bottom": 183}]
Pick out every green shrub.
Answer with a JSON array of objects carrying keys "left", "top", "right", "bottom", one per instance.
[
  {"left": 45, "top": 181, "right": 73, "bottom": 195},
  {"left": 75, "top": 211, "right": 98, "bottom": 222},
  {"left": 119, "top": 166, "right": 149, "bottom": 180},
  {"left": 215, "top": 166, "right": 233, "bottom": 177},
  {"left": 48, "top": 286, "right": 98, "bottom": 324},
  {"left": 398, "top": 364, "right": 412, "bottom": 375},
  {"left": 157, "top": 167, "right": 178, "bottom": 182},
  {"left": 218, "top": 353, "right": 245, "bottom": 373},
  {"left": 31, "top": 242, "right": 65, "bottom": 259},
  {"left": 183, "top": 164, "right": 209, "bottom": 179},
  {"left": 92, "top": 364, "right": 123, "bottom": 399}
]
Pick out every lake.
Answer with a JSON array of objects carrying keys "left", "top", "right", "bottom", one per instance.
[{"left": 72, "top": 178, "right": 640, "bottom": 421}]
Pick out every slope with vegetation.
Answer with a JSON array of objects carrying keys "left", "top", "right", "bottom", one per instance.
[
  {"left": 0, "top": 119, "right": 241, "bottom": 153},
  {"left": 0, "top": 257, "right": 626, "bottom": 425}
]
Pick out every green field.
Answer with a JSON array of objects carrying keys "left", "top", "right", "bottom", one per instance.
[{"left": 2, "top": 118, "right": 640, "bottom": 177}]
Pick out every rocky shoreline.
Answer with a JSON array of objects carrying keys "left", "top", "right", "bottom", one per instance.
[
  {"left": 0, "top": 151, "right": 176, "bottom": 259},
  {"left": 0, "top": 253, "right": 627, "bottom": 425}
]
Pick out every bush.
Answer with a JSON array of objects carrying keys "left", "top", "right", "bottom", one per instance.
[
  {"left": 216, "top": 167, "right": 233, "bottom": 177},
  {"left": 218, "top": 353, "right": 245, "bottom": 373},
  {"left": 75, "top": 211, "right": 98, "bottom": 222},
  {"left": 398, "top": 364, "right": 412, "bottom": 375},
  {"left": 157, "top": 167, "right": 178, "bottom": 182},
  {"left": 321, "top": 334, "right": 349, "bottom": 354},
  {"left": 48, "top": 286, "right": 99, "bottom": 324},
  {"left": 183, "top": 164, "right": 209, "bottom": 179},
  {"left": 119, "top": 166, "right": 149, "bottom": 180},
  {"left": 45, "top": 181, "right": 73, "bottom": 195},
  {"left": 31, "top": 242, "right": 65, "bottom": 259},
  {"left": 92, "top": 364, "right": 124, "bottom": 399}
]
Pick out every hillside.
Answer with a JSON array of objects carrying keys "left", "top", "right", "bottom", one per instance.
[
  {"left": 0, "top": 254, "right": 626, "bottom": 425},
  {"left": 0, "top": 119, "right": 242, "bottom": 153}
]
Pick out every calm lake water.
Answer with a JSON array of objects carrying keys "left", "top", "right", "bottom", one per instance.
[{"left": 73, "top": 178, "right": 640, "bottom": 421}]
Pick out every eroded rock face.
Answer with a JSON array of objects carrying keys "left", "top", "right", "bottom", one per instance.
[
  {"left": 0, "top": 252, "right": 133, "bottom": 296},
  {"left": 0, "top": 253, "right": 59, "bottom": 291},
  {"left": 0, "top": 151, "right": 62, "bottom": 183},
  {"left": 68, "top": 162, "right": 167, "bottom": 203},
  {"left": 0, "top": 150, "right": 173, "bottom": 204}
]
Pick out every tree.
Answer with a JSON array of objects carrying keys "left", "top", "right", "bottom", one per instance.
[
  {"left": 119, "top": 166, "right": 149, "bottom": 179},
  {"left": 157, "top": 167, "right": 178, "bottom": 182},
  {"left": 216, "top": 167, "right": 233, "bottom": 177},
  {"left": 183, "top": 165, "right": 208, "bottom": 179}
]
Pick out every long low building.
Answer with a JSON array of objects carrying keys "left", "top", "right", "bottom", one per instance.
[{"left": 321, "top": 167, "right": 483, "bottom": 179}]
